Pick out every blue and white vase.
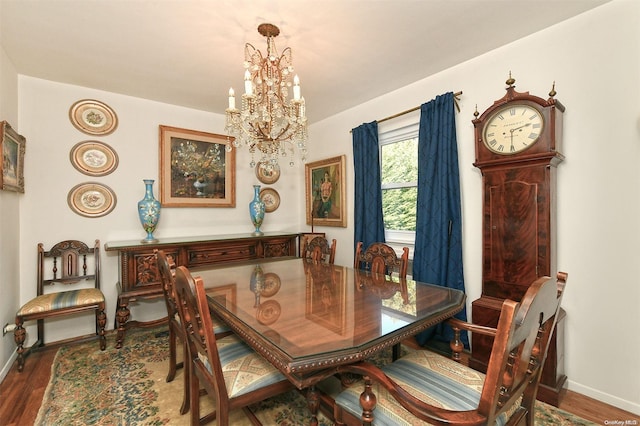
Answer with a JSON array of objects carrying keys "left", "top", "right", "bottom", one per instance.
[
  {"left": 249, "top": 184, "right": 265, "bottom": 236},
  {"left": 138, "top": 179, "right": 161, "bottom": 243}
]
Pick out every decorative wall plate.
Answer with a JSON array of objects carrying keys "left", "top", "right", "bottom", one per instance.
[
  {"left": 70, "top": 141, "right": 119, "bottom": 176},
  {"left": 255, "top": 161, "right": 280, "bottom": 184},
  {"left": 67, "top": 182, "right": 117, "bottom": 218},
  {"left": 69, "top": 99, "right": 118, "bottom": 135},
  {"left": 259, "top": 187, "right": 280, "bottom": 213}
]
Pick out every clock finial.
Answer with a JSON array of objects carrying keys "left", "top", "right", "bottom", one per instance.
[
  {"left": 506, "top": 72, "right": 516, "bottom": 87},
  {"left": 474, "top": 104, "right": 479, "bottom": 119},
  {"left": 549, "top": 81, "right": 557, "bottom": 98}
]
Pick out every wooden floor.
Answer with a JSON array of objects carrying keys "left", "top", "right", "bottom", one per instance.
[{"left": 1, "top": 340, "right": 638, "bottom": 425}]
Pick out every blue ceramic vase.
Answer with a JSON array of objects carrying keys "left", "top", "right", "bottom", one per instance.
[
  {"left": 138, "top": 179, "right": 161, "bottom": 243},
  {"left": 249, "top": 185, "right": 265, "bottom": 236}
]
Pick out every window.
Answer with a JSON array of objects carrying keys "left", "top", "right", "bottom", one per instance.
[{"left": 379, "top": 115, "right": 419, "bottom": 262}]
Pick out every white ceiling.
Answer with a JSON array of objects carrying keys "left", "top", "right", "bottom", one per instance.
[{"left": 1, "top": 0, "right": 609, "bottom": 124}]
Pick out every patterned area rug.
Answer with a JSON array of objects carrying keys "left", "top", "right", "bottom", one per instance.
[{"left": 36, "top": 326, "right": 596, "bottom": 425}]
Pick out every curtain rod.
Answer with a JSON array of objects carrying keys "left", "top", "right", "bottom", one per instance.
[
  {"left": 378, "top": 91, "right": 463, "bottom": 124},
  {"left": 349, "top": 91, "right": 462, "bottom": 133}
]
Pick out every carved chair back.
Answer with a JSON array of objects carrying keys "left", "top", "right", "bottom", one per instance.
[
  {"left": 304, "top": 236, "right": 337, "bottom": 264},
  {"left": 354, "top": 242, "right": 409, "bottom": 279}
]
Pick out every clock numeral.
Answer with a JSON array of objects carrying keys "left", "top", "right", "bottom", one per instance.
[
  {"left": 497, "top": 114, "right": 505, "bottom": 121},
  {"left": 532, "top": 123, "right": 541, "bottom": 129},
  {"left": 509, "top": 108, "right": 516, "bottom": 116},
  {"left": 497, "top": 144, "right": 505, "bottom": 152},
  {"left": 486, "top": 132, "right": 495, "bottom": 138},
  {"left": 489, "top": 139, "right": 497, "bottom": 147},
  {"left": 528, "top": 133, "right": 538, "bottom": 140},
  {"left": 510, "top": 145, "right": 516, "bottom": 152},
  {"left": 528, "top": 113, "right": 538, "bottom": 120}
]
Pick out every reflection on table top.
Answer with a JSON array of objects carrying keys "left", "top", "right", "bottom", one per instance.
[{"left": 194, "top": 258, "right": 465, "bottom": 380}]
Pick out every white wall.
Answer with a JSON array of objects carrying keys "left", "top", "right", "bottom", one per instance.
[
  {"left": 0, "top": 0, "right": 21, "bottom": 382},
  {"left": 15, "top": 77, "right": 304, "bottom": 345},
  {"left": 307, "top": 0, "right": 640, "bottom": 415}
]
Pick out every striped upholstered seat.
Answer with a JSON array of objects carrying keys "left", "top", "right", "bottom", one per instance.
[
  {"left": 200, "top": 334, "right": 288, "bottom": 398},
  {"left": 335, "top": 350, "right": 519, "bottom": 426},
  {"left": 17, "top": 288, "right": 105, "bottom": 315}
]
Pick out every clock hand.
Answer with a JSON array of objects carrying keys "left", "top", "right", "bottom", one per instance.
[{"left": 510, "top": 123, "right": 532, "bottom": 133}]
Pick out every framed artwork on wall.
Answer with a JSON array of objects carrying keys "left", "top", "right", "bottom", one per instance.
[
  {"left": 305, "top": 155, "right": 346, "bottom": 227},
  {"left": 159, "top": 125, "right": 236, "bottom": 207},
  {"left": 0, "top": 121, "right": 26, "bottom": 193}
]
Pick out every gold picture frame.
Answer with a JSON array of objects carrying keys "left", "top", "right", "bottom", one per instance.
[
  {"left": 159, "top": 125, "right": 236, "bottom": 207},
  {"left": 0, "top": 121, "right": 26, "bottom": 193},
  {"left": 305, "top": 155, "right": 346, "bottom": 227}
]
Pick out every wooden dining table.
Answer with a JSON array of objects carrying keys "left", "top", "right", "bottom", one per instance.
[{"left": 194, "top": 257, "right": 465, "bottom": 424}]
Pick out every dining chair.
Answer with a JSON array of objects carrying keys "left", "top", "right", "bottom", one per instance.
[
  {"left": 353, "top": 241, "right": 409, "bottom": 279},
  {"left": 14, "top": 239, "right": 107, "bottom": 372},
  {"left": 173, "top": 265, "right": 294, "bottom": 425},
  {"left": 354, "top": 241, "right": 409, "bottom": 360},
  {"left": 155, "top": 249, "right": 231, "bottom": 415},
  {"left": 304, "top": 235, "right": 337, "bottom": 264},
  {"left": 333, "top": 272, "right": 568, "bottom": 426}
]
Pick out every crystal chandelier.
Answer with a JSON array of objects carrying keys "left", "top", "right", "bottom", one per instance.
[{"left": 225, "top": 23, "right": 308, "bottom": 169}]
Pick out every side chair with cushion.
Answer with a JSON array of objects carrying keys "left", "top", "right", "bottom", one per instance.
[
  {"left": 14, "top": 239, "right": 107, "bottom": 372},
  {"left": 173, "top": 265, "right": 294, "bottom": 425},
  {"left": 354, "top": 241, "right": 409, "bottom": 360},
  {"left": 333, "top": 272, "right": 568, "bottom": 426},
  {"left": 304, "top": 235, "right": 337, "bottom": 264},
  {"left": 155, "top": 249, "right": 231, "bottom": 415}
]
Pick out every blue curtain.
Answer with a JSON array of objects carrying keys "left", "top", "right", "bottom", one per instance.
[
  {"left": 352, "top": 121, "right": 385, "bottom": 254},
  {"left": 413, "top": 92, "right": 469, "bottom": 348}
]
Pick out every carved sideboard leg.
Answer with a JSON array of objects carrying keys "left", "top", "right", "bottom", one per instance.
[{"left": 115, "top": 300, "right": 130, "bottom": 349}]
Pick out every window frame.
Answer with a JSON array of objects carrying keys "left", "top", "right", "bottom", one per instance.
[{"left": 378, "top": 112, "right": 420, "bottom": 260}]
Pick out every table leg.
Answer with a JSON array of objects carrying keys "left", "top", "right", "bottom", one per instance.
[{"left": 306, "top": 385, "right": 320, "bottom": 426}]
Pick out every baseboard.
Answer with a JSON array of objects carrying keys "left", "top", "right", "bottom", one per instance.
[
  {"left": 568, "top": 379, "right": 640, "bottom": 416},
  {"left": 0, "top": 349, "right": 17, "bottom": 384}
]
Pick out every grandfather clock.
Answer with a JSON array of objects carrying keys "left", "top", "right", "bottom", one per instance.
[{"left": 470, "top": 75, "right": 567, "bottom": 406}]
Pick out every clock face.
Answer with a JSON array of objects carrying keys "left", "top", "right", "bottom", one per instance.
[{"left": 482, "top": 104, "right": 544, "bottom": 155}]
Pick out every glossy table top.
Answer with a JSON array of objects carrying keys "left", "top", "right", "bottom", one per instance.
[{"left": 194, "top": 258, "right": 465, "bottom": 386}]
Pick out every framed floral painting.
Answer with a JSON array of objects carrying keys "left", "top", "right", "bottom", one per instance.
[
  {"left": 0, "top": 121, "right": 26, "bottom": 193},
  {"left": 159, "top": 125, "right": 236, "bottom": 207},
  {"left": 305, "top": 155, "right": 346, "bottom": 227}
]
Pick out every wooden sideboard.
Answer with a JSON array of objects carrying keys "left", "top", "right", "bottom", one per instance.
[{"left": 105, "top": 232, "right": 299, "bottom": 348}]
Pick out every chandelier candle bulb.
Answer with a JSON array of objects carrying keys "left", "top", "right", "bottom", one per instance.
[
  {"left": 244, "top": 70, "right": 253, "bottom": 95},
  {"left": 293, "top": 75, "right": 301, "bottom": 100},
  {"left": 228, "top": 88, "right": 235, "bottom": 109}
]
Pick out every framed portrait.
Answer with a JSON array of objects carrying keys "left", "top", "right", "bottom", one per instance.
[
  {"left": 0, "top": 121, "right": 26, "bottom": 193},
  {"left": 159, "top": 125, "right": 236, "bottom": 207},
  {"left": 305, "top": 155, "right": 346, "bottom": 227}
]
